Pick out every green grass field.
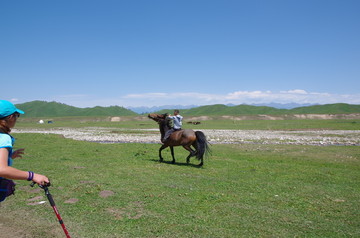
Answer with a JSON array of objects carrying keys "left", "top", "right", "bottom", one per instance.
[{"left": 1, "top": 122, "right": 359, "bottom": 237}]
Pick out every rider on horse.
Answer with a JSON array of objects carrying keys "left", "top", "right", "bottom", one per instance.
[
  {"left": 148, "top": 112, "right": 209, "bottom": 166},
  {"left": 162, "top": 110, "right": 183, "bottom": 143}
]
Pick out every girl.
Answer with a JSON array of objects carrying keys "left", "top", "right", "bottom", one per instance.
[{"left": 0, "top": 100, "right": 49, "bottom": 202}]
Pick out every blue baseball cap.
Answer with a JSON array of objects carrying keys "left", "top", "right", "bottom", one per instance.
[{"left": 0, "top": 100, "right": 25, "bottom": 118}]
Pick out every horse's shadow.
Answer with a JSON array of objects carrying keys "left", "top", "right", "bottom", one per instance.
[{"left": 149, "top": 159, "right": 203, "bottom": 168}]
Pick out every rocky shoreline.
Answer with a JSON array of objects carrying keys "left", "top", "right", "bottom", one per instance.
[{"left": 12, "top": 128, "right": 360, "bottom": 146}]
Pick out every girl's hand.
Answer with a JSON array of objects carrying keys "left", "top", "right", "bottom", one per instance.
[
  {"left": 12, "top": 148, "right": 25, "bottom": 159},
  {"left": 32, "top": 173, "right": 50, "bottom": 186}
]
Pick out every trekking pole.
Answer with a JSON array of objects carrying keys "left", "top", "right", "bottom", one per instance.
[{"left": 31, "top": 182, "right": 71, "bottom": 238}]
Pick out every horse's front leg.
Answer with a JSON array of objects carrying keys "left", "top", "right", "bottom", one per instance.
[
  {"left": 159, "top": 144, "right": 168, "bottom": 162},
  {"left": 170, "top": 146, "right": 175, "bottom": 164}
]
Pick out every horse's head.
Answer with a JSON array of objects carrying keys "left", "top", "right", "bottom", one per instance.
[{"left": 148, "top": 113, "right": 168, "bottom": 123}]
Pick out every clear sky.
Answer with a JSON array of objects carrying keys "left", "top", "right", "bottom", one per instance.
[{"left": 1, "top": 0, "right": 359, "bottom": 108}]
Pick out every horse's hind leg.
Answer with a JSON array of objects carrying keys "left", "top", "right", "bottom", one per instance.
[
  {"left": 193, "top": 139, "right": 204, "bottom": 167},
  {"left": 189, "top": 143, "right": 203, "bottom": 166},
  {"left": 198, "top": 156, "right": 203, "bottom": 167},
  {"left": 186, "top": 152, "right": 194, "bottom": 164},
  {"left": 183, "top": 145, "right": 196, "bottom": 164}
]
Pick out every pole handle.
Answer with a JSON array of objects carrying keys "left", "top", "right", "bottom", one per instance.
[{"left": 30, "top": 181, "right": 51, "bottom": 188}]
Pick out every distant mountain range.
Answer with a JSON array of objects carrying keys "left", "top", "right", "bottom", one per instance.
[
  {"left": 15, "top": 101, "right": 360, "bottom": 118},
  {"left": 127, "top": 105, "right": 198, "bottom": 114},
  {"left": 128, "top": 103, "right": 316, "bottom": 113}
]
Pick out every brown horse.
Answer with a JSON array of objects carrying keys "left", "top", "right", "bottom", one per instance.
[{"left": 148, "top": 113, "right": 210, "bottom": 166}]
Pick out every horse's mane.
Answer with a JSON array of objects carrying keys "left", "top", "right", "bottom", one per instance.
[
  {"left": 159, "top": 115, "right": 172, "bottom": 137},
  {"left": 148, "top": 113, "right": 171, "bottom": 140}
]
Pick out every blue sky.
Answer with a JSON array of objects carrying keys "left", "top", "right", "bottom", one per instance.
[{"left": 1, "top": 0, "right": 359, "bottom": 108}]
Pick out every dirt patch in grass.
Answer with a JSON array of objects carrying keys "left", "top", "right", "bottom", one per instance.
[
  {"left": 0, "top": 218, "right": 28, "bottom": 238},
  {"left": 27, "top": 196, "right": 43, "bottom": 201},
  {"left": 64, "top": 198, "right": 79, "bottom": 204},
  {"left": 79, "top": 180, "right": 96, "bottom": 184},
  {"left": 106, "top": 201, "right": 146, "bottom": 220},
  {"left": 99, "top": 190, "right": 115, "bottom": 198}
]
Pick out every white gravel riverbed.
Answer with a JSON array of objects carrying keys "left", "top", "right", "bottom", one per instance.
[{"left": 12, "top": 128, "right": 360, "bottom": 146}]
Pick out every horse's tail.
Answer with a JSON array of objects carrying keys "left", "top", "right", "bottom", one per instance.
[{"left": 195, "top": 131, "right": 211, "bottom": 160}]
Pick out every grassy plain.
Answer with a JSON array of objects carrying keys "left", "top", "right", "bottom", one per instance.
[
  {"left": 1, "top": 118, "right": 359, "bottom": 237},
  {"left": 16, "top": 116, "right": 360, "bottom": 130}
]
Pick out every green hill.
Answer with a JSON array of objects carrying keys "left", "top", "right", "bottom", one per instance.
[
  {"left": 15, "top": 101, "right": 360, "bottom": 118},
  {"left": 155, "top": 103, "right": 360, "bottom": 116},
  {"left": 289, "top": 103, "right": 360, "bottom": 114},
  {"left": 16, "top": 101, "right": 137, "bottom": 117}
]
